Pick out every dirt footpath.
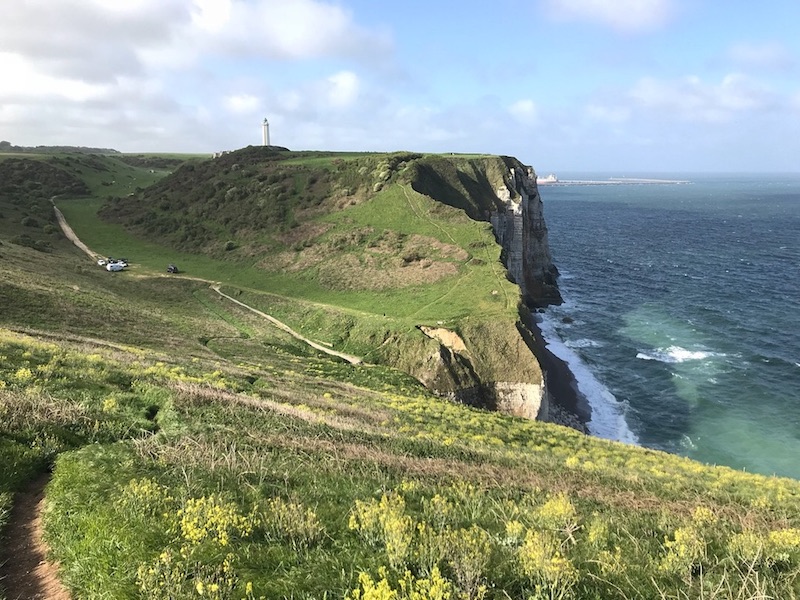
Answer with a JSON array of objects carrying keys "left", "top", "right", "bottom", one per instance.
[
  {"left": 52, "top": 204, "right": 98, "bottom": 262},
  {"left": 0, "top": 474, "right": 70, "bottom": 600}
]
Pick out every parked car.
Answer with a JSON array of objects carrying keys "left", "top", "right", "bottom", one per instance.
[
  {"left": 97, "top": 259, "right": 107, "bottom": 266},
  {"left": 166, "top": 264, "right": 179, "bottom": 274}
]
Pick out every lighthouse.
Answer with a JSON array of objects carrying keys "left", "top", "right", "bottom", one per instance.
[{"left": 262, "top": 118, "right": 270, "bottom": 146}]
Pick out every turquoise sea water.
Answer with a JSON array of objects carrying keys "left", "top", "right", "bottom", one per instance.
[{"left": 537, "top": 174, "right": 800, "bottom": 479}]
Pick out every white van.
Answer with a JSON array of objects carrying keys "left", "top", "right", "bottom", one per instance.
[{"left": 106, "top": 263, "right": 124, "bottom": 272}]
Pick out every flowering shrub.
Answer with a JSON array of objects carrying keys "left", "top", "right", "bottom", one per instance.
[
  {"left": 262, "top": 496, "right": 323, "bottom": 549},
  {"left": 101, "top": 395, "right": 118, "bottom": 413},
  {"left": 585, "top": 517, "right": 609, "bottom": 548},
  {"left": 768, "top": 527, "right": 800, "bottom": 565},
  {"left": 517, "top": 529, "right": 577, "bottom": 599},
  {"left": 413, "top": 521, "right": 447, "bottom": 576},
  {"left": 442, "top": 525, "right": 491, "bottom": 600},
  {"left": 12, "top": 367, "right": 34, "bottom": 384},
  {"left": 349, "top": 492, "right": 414, "bottom": 568},
  {"left": 536, "top": 493, "right": 579, "bottom": 544},
  {"left": 136, "top": 549, "right": 241, "bottom": 600},
  {"left": 344, "top": 566, "right": 454, "bottom": 600},
  {"left": 660, "top": 526, "right": 706, "bottom": 576},
  {"left": 728, "top": 530, "right": 764, "bottom": 566},
  {"left": 690, "top": 506, "right": 717, "bottom": 529},
  {"left": 422, "top": 494, "right": 454, "bottom": 530},
  {"left": 178, "top": 495, "right": 253, "bottom": 548},
  {"left": 116, "top": 477, "right": 174, "bottom": 517},
  {"left": 504, "top": 519, "right": 525, "bottom": 546}
]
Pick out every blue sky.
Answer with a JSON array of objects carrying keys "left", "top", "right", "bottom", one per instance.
[{"left": 2, "top": 0, "right": 799, "bottom": 171}]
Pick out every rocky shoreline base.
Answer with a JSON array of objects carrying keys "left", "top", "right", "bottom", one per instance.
[{"left": 523, "top": 311, "right": 592, "bottom": 434}]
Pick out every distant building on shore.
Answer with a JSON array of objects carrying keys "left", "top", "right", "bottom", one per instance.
[{"left": 536, "top": 173, "right": 558, "bottom": 184}]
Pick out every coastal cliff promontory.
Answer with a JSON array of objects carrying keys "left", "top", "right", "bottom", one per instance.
[
  {"left": 99, "top": 149, "right": 576, "bottom": 427},
  {"left": 404, "top": 155, "right": 571, "bottom": 424}
]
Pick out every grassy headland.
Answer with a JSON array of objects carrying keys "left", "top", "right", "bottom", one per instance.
[{"left": 0, "top": 149, "right": 799, "bottom": 600}]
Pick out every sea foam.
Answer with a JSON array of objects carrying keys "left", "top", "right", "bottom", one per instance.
[
  {"left": 537, "top": 312, "right": 638, "bottom": 444},
  {"left": 636, "top": 346, "right": 722, "bottom": 364},
  {"left": 564, "top": 338, "right": 604, "bottom": 349}
]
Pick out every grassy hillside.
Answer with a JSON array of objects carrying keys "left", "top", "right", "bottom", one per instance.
[
  {"left": 1, "top": 150, "right": 800, "bottom": 600},
  {"left": 59, "top": 148, "right": 542, "bottom": 401}
]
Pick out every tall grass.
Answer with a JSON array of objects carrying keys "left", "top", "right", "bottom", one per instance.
[{"left": 2, "top": 325, "right": 799, "bottom": 599}]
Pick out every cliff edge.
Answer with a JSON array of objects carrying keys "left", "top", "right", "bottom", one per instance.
[
  {"left": 99, "top": 149, "right": 582, "bottom": 429},
  {"left": 405, "top": 155, "right": 582, "bottom": 428}
]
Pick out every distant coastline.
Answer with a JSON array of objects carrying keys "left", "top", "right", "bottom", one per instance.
[{"left": 537, "top": 175, "right": 691, "bottom": 186}]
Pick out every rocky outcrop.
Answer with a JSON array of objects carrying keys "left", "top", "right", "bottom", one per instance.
[
  {"left": 401, "top": 155, "right": 576, "bottom": 427},
  {"left": 490, "top": 162, "right": 562, "bottom": 308},
  {"left": 450, "top": 382, "right": 546, "bottom": 420},
  {"left": 415, "top": 321, "right": 548, "bottom": 421}
]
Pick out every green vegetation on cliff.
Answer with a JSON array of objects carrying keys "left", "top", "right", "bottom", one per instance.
[
  {"left": 66, "top": 147, "right": 542, "bottom": 399},
  {"left": 1, "top": 149, "right": 799, "bottom": 600}
]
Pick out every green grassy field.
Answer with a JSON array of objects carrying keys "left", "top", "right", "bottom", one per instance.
[{"left": 2, "top": 149, "right": 800, "bottom": 600}]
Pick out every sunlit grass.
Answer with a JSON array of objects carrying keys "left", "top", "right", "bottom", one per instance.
[{"left": 2, "top": 327, "right": 800, "bottom": 599}]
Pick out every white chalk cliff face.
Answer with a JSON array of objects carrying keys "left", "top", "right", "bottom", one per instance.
[
  {"left": 490, "top": 165, "right": 562, "bottom": 308},
  {"left": 400, "top": 155, "right": 569, "bottom": 425}
]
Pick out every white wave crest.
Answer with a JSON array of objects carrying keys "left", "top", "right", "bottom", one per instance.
[
  {"left": 636, "top": 346, "right": 722, "bottom": 364},
  {"left": 564, "top": 338, "right": 604, "bottom": 349}
]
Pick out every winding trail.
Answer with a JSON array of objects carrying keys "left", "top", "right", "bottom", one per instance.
[
  {"left": 51, "top": 204, "right": 363, "bottom": 365},
  {"left": 0, "top": 475, "right": 70, "bottom": 600},
  {"left": 0, "top": 205, "right": 361, "bottom": 598},
  {"left": 210, "top": 286, "right": 362, "bottom": 364}
]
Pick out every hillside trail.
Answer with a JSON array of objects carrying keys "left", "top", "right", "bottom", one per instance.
[
  {"left": 210, "top": 286, "right": 362, "bottom": 364},
  {"left": 52, "top": 203, "right": 100, "bottom": 262},
  {"left": 51, "top": 204, "right": 363, "bottom": 365},
  {"left": 0, "top": 474, "right": 71, "bottom": 600}
]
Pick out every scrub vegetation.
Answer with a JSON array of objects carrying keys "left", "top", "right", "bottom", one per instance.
[{"left": 1, "top": 149, "right": 799, "bottom": 600}]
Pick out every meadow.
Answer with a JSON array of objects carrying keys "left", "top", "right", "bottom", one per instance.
[{"left": 1, "top": 150, "right": 800, "bottom": 599}]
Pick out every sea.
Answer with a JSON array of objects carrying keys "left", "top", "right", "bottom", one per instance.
[{"left": 536, "top": 173, "right": 800, "bottom": 480}]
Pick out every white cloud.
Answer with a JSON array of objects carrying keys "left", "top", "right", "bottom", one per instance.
[
  {"left": 193, "top": 0, "right": 391, "bottom": 61},
  {"left": 508, "top": 99, "right": 539, "bottom": 125},
  {"left": 0, "top": 0, "right": 392, "bottom": 151},
  {"left": 0, "top": 53, "right": 110, "bottom": 102},
  {"left": 325, "top": 71, "right": 361, "bottom": 109},
  {"left": 585, "top": 104, "right": 630, "bottom": 123},
  {"left": 542, "top": 0, "right": 675, "bottom": 33},
  {"left": 223, "top": 94, "right": 261, "bottom": 114},
  {"left": 728, "top": 41, "right": 795, "bottom": 71},
  {"left": 0, "top": 0, "right": 187, "bottom": 80},
  {"left": 629, "top": 73, "right": 773, "bottom": 122},
  {"left": 191, "top": 0, "right": 233, "bottom": 33}
]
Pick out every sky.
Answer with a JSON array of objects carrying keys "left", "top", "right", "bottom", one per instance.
[{"left": 2, "top": 0, "right": 800, "bottom": 172}]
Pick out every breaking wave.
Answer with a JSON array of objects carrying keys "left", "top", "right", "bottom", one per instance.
[{"left": 636, "top": 346, "right": 724, "bottom": 364}]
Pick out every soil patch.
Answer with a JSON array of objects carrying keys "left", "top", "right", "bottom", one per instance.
[{"left": 0, "top": 474, "right": 70, "bottom": 600}]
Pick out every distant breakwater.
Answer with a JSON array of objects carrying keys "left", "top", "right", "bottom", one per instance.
[{"left": 539, "top": 178, "right": 691, "bottom": 186}]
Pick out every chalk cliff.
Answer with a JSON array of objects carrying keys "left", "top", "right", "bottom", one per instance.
[
  {"left": 490, "top": 162, "right": 562, "bottom": 308},
  {"left": 405, "top": 155, "right": 576, "bottom": 426},
  {"left": 110, "top": 148, "right": 576, "bottom": 428}
]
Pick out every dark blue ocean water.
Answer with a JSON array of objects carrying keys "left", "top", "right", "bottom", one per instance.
[{"left": 537, "top": 174, "right": 800, "bottom": 479}]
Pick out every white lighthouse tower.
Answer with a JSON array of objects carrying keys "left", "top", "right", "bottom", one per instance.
[{"left": 261, "top": 118, "right": 270, "bottom": 146}]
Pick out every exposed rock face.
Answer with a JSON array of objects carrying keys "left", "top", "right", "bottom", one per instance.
[
  {"left": 418, "top": 326, "right": 467, "bottom": 353},
  {"left": 402, "top": 155, "right": 578, "bottom": 429},
  {"left": 451, "top": 382, "right": 546, "bottom": 420},
  {"left": 416, "top": 321, "right": 547, "bottom": 421},
  {"left": 490, "top": 164, "right": 562, "bottom": 307}
]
